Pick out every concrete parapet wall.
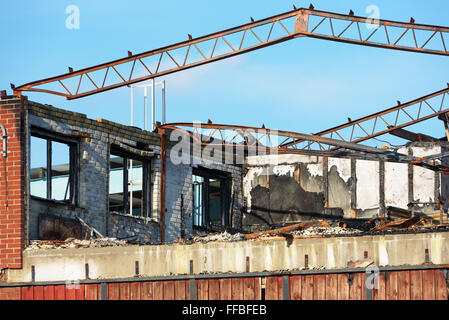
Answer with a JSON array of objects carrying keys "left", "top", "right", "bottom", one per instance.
[{"left": 5, "top": 231, "right": 449, "bottom": 283}]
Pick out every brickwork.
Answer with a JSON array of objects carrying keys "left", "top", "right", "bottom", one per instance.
[{"left": 0, "top": 94, "right": 26, "bottom": 270}]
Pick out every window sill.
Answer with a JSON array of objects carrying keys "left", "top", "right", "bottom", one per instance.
[
  {"left": 30, "top": 196, "right": 79, "bottom": 208},
  {"left": 110, "top": 211, "right": 159, "bottom": 224}
]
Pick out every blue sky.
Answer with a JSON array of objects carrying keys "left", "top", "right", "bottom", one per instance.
[{"left": 2, "top": 0, "right": 449, "bottom": 148}]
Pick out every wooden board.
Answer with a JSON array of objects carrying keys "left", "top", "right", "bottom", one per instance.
[
  {"left": 43, "top": 286, "right": 54, "bottom": 300},
  {"left": 337, "top": 274, "right": 349, "bottom": 300},
  {"left": 231, "top": 278, "right": 243, "bottom": 300},
  {"left": 325, "top": 274, "right": 338, "bottom": 300},
  {"left": 435, "top": 270, "right": 448, "bottom": 300},
  {"left": 107, "top": 283, "right": 120, "bottom": 300},
  {"left": 175, "top": 280, "right": 187, "bottom": 300},
  {"left": 243, "top": 278, "right": 255, "bottom": 300},
  {"left": 397, "top": 271, "right": 410, "bottom": 300},
  {"left": 373, "top": 272, "right": 386, "bottom": 300},
  {"left": 141, "top": 282, "right": 154, "bottom": 300},
  {"left": 219, "top": 279, "right": 232, "bottom": 300},
  {"left": 289, "top": 275, "right": 302, "bottom": 300},
  {"left": 130, "top": 282, "right": 141, "bottom": 300},
  {"left": 208, "top": 280, "right": 220, "bottom": 300},
  {"left": 349, "top": 273, "right": 363, "bottom": 300},
  {"left": 54, "top": 285, "right": 66, "bottom": 300},
  {"left": 153, "top": 281, "right": 164, "bottom": 300},
  {"left": 85, "top": 284, "right": 99, "bottom": 300},
  {"left": 75, "top": 284, "right": 85, "bottom": 300},
  {"left": 21, "top": 286, "right": 33, "bottom": 300},
  {"left": 265, "top": 277, "right": 279, "bottom": 300},
  {"left": 313, "top": 275, "right": 326, "bottom": 300},
  {"left": 302, "top": 275, "right": 314, "bottom": 300},
  {"left": 196, "top": 279, "right": 209, "bottom": 300},
  {"left": 163, "top": 281, "right": 175, "bottom": 300},
  {"left": 410, "top": 270, "right": 423, "bottom": 300},
  {"left": 422, "top": 270, "right": 436, "bottom": 300}
]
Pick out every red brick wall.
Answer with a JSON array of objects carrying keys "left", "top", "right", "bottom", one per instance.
[{"left": 0, "top": 93, "right": 26, "bottom": 270}]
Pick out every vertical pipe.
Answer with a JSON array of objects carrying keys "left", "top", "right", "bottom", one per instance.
[
  {"left": 130, "top": 86, "right": 134, "bottom": 127},
  {"left": 151, "top": 78, "right": 155, "bottom": 131},
  {"left": 144, "top": 87, "right": 147, "bottom": 131},
  {"left": 159, "top": 129, "right": 167, "bottom": 243},
  {"left": 162, "top": 80, "right": 166, "bottom": 124}
]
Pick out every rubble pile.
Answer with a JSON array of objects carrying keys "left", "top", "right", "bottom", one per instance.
[
  {"left": 27, "top": 237, "right": 128, "bottom": 250},
  {"left": 192, "top": 231, "right": 245, "bottom": 243},
  {"left": 290, "top": 226, "right": 363, "bottom": 237}
]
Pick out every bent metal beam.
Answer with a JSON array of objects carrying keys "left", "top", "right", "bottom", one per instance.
[{"left": 14, "top": 8, "right": 449, "bottom": 99}]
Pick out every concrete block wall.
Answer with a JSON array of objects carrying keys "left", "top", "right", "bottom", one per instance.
[
  {"left": 0, "top": 94, "right": 26, "bottom": 270},
  {"left": 164, "top": 154, "right": 243, "bottom": 243},
  {"left": 25, "top": 102, "right": 162, "bottom": 244}
]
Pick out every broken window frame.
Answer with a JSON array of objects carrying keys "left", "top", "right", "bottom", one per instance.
[
  {"left": 192, "top": 167, "right": 232, "bottom": 229},
  {"left": 29, "top": 127, "right": 79, "bottom": 205},
  {"left": 109, "top": 146, "right": 151, "bottom": 218}
]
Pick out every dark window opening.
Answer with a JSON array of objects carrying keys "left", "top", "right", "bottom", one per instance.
[
  {"left": 109, "top": 148, "right": 151, "bottom": 217},
  {"left": 30, "top": 130, "right": 78, "bottom": 204},
  {"left": 192, "top": 167, "right": 231, "bottom": 229}
]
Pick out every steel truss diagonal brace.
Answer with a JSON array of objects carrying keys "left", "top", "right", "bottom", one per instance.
[
  {"left": 14, "top": 8, "right": 449, "bottom": 99},
  {"left": 281, "top": 86, "right": 449, "bottom": 150}
]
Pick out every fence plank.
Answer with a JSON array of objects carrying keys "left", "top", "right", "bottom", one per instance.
[
  {"left": 422, "top": 270, "right": 436, "bottom": 300},
  {"left": 130, "top": 282, "right": 141, "bottom": 300},
  {"left": 175, "top": 280, "right": 186, "bottom": 300},
  {"left": 54, "top": 285, "right": 66, "bottom": 300},
  {"left": 85, "top": 284, "right": 99, "bottom": 300},
  {"left": 107, "top": 283, "right": 120, "bottom": 300},
  {"left": 349, "top": 273, "right": 362, "bottom": 300},
  {"left": 33, "top": 286, "right": 44, "bottom": 300},
  {"left": 21, "top": 286, "right": 33, "bottom": 300},
  {"left": 207, "top": 280, "right": 220, "bottom": 300},
  {"left": 289, "top": 275, "right": 302, "bottom": 300},
  {"left": 75, "top": 284, "right": 85, "bottom": 300},
  {"left": 337, "top": 274, "right": 349, "bottom": 300},
  {"left": 196, "top": 279, "right": 209, "bottom": 300},
  {"left": 397, "top": 271, "right": 411, "bottom": 300},
  {"left": 265, "top": 277, "right": 279, "bottom": 300},
  {"left": 313, "top": 275, "right": 326, "bottom": 300},
  {"left": 373, "top": 272, "right": 386, "bottom": 300},
  {"left": 435, "top": 270, "right": 448, "bottom": 300},
  {"left": 153, "top": 281, "right": 164, "bottom": 300},
  {"left": 141, "top": 282, "right": 154, "bottom": 300},
  {"left": 325, "top": 274, "right": 338, "bottom": 300},
  {"left": 254, "top": 277, "right": 261, "bottom": 300},
  {"left": 231, "top": 278, "right": 244, "bottom": 300},
  {"left": 386, "top": 271, "right": 398, "bottom": 300},
  {"left": 43, "top": 286, "right": 54, "bottom": 300},
  {"left": 119, "top": 283, "right": 130, "bottom": 300},
  {"left": 219, "top": 279, "right": 232, "bottom": 300},
  {"left": 302, "top": 275, "right": 314, "bottom": 300},
  {"left": 163, "top": 281, "right": 175, "bottom": 300},
  {"left": 243, "top": 278, "right": 255, "bottom": 300},
  {"left": 410, "top": 271, "right": 423, "bottom": 300}
]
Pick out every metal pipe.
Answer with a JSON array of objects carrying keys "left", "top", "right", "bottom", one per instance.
[
  {"left": 162, "top": 80, "right": 166, "bottom": 124},
  {"left": 0, "top": 123, "right": 8, "bottom": 157},
  {"left": 151, "top": 78, "right": 155, "bottom": 131}
]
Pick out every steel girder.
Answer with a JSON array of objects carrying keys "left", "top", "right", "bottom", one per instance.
[{"left": 14, "top": 8, "right": 449, "bottom": 99}]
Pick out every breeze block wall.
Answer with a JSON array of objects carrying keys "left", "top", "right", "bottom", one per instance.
[{"left": 0, "top": 92, "right": 26, "bottom": 270}]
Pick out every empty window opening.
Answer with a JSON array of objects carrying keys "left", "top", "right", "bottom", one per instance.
[
  {"left": 109, "top": 149, "right": 151, "bottom": 217},
  {"left": 30, "top": 131, "right": 78, "bottom": 204},
  {"left": 192, "top": 168, "right": 231, "bottom": 229}
]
